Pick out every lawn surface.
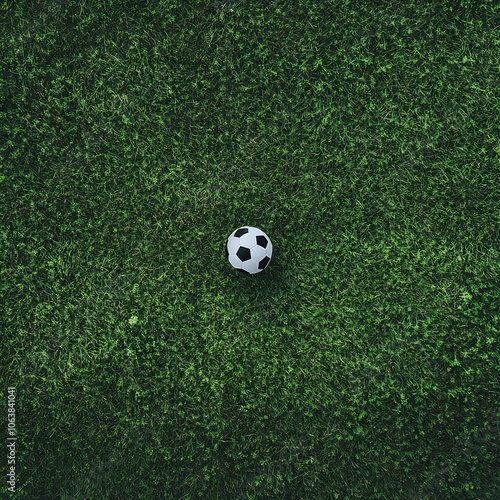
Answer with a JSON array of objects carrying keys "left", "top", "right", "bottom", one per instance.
[{"left": 1, "top": 0, "right": 499, "bottom": 498}]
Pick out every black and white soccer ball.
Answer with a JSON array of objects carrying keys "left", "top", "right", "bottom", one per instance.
[{"left": 226, "top": 226, "right": 273, "bottom": 274}]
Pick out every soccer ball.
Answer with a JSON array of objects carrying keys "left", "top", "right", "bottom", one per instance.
[{"left": 226, "top": 226, "right": 273, "bottom": 274}]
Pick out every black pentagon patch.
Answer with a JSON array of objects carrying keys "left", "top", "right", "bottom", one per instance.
[
  {"left": 236, "top": 246, "right": 251, "bottom": 261},
  {"left": 234, "top": 228, "right": 249, "bottom": 237},
  {"left": 259, "top": 256, "right": 270, "bottom": 269},
  {"left": 256, "top": 235, "right": 268, "bottom": 248},
  {"left": 237, "top": 268, "right": 249, "bottom": 274},
  {"left": 225, "top": 245, "right": 229, "bottom": 258}
]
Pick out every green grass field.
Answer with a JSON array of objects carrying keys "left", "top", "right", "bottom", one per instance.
[{"left": 1, "top": 0, "right": 499, "bottom": 498}]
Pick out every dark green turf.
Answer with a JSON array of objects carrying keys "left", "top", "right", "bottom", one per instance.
[{"left": 1, "top": 0, "right": 499, "bottom": 498}]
